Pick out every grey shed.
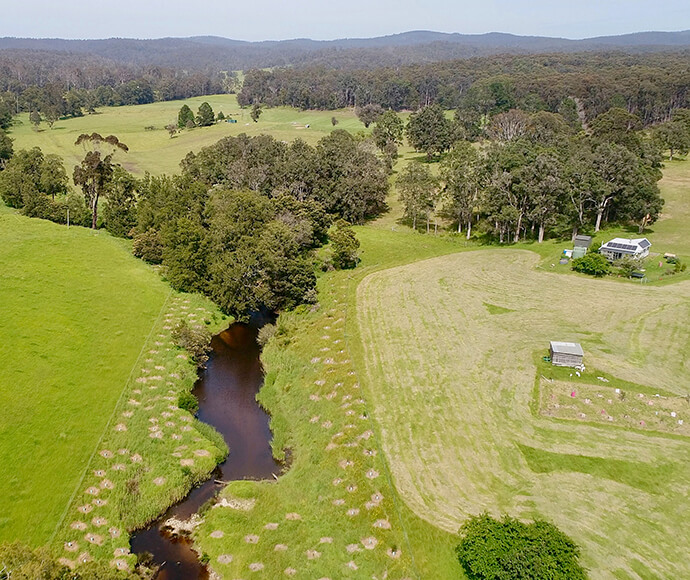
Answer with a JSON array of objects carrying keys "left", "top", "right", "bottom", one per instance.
[
  {"left": 549, "top": 341, "right": 584, "bottom": 367},
  {"left": 573, "top": 235, "right": 592, "bottom": 249}
]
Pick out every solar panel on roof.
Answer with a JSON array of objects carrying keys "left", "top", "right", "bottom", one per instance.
[
  {"left": 621, "top": 244, "right": 636, "bottom": 251},
  {"left": 639, "top": 239, "right": 651, "bottom": 249}
]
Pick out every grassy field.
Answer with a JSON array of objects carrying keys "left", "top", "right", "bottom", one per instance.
[
  {"left": 8, "top": 95, "right": 371, "bottom": 176},
  {"left": 0, "top": 206, "right": 169, "bottom": 545},
  {"left": 0, "top": 204, "right": 231, "bottom": 573},
  {"left": 355, "top": 249, "right": 690, "bottom": 579}
]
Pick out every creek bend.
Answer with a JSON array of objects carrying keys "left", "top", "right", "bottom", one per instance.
[{"left": 131, "top": 320, "right": 281, "bottom": 579}]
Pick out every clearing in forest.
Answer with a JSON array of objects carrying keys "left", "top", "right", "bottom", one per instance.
[{"left": 357, "top": 249, "right": 690, "bottom": 579}]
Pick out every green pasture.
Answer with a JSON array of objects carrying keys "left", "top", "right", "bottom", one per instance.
[
  {"left": 0, "top": 206, "right": 169, "bottom": 545},
  {"left": 8, "top": 95, "right": 370, "bottom": 176}
]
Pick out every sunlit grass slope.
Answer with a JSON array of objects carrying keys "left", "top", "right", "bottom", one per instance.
[
  {"left": 9, "top": 95, "right": 370, "bottom": 176},
  {"left": 0, "top": 206, "right": 169, "bottom": 545}
]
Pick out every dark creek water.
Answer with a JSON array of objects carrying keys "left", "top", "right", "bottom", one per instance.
[{"left": 131, "top": 321, "right": 281, "bottom": 579}]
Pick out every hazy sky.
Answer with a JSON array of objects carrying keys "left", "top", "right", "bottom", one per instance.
[{"left": 2, "top": 0, "right": 689, "bottom": 41}]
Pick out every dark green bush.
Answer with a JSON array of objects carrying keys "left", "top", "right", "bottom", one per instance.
[
  {"left": 171, "top": 319, "right": 212, "bottom": 368},
  {"left": 456, "top": 513, "right": 587, "bottom": 580},
  {"left": 177, "top": 390, "right": 199, "bottom": 414},
  {"left": 571, "top": 253, "right": 610, "bottom": 277},
  {"left": 132, "top": 229, "right": 164, "bottom": 264}
]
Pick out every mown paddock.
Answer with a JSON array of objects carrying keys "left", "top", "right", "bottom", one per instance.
[
  {"left": 8, "top": 95, "right": 374, "bottom": 176},
  {"left": 0, "top": 206, "right": 169, "bottom": 544},
  {"left": 356, "top": 249, "right": 690, "bottom": 579}
]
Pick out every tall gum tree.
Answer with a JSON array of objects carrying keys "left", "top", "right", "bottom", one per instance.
[{"left": 73, "top": 133, "right": 128, "bottom": 229}]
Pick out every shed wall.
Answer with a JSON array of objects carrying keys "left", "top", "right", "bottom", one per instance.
[{"left": 550, "top": 350, "right": 583, "bottom": 367}]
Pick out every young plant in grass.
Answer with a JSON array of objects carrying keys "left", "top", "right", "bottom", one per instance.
[{"left": 171, "top": 319, "right": 212, "bottom": 368}]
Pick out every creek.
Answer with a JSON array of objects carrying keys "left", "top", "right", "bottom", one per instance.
[{"left": 131, "top": 320, "right": 280, "bottom": 579}]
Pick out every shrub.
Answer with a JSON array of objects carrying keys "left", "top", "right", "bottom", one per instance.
[
  {"left": 132, "top": 229, "right": 163, "bottom": 264},
  {"left": 177, "top": 390, "right": 199, "bottom": 414},
  {"left": 171, "top": 319, "right": 212, "bottom": 368},
  {"left": 330, "top": 219, "right": 360, "bottom": 269},
  {"left": 571, "top": 253, "right": 610, "bottom": 277},
  {"left": 615, "top": 256, "right": 642, "bottom": 278},
  {"left": 257, "top": 323, "right": 277, "bottom": 347},
  {"left": 456, "top": 513, "right": 587, "bottom": 580}
]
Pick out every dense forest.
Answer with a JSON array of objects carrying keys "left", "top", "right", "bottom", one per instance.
[
  {"left": 0, "top": 51, "right": 235, "bottom": 125},
  {"left": 1, "top": 30, "right": 689, "bottom": 71},
  {"left": 239, "top": 51, "right": 690, "bottom": 125}
]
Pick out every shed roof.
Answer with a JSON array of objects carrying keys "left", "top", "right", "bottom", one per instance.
[
  {"left": 573, "top": 235, "right": 592, "bottom": 248},
  {"left": 550, "top": 341, "right": 584, "bottom": 356}
]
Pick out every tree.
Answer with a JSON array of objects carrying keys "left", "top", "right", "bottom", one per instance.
[
  {"left": 590, "top": 108, "right": 643, "bottom": 152},
  {"left": 406, "top": 104, "right": 454, "bottom": 160},
  {"left": 588, "top": 142, "right": 641, "bottom": 232},
  {"left": 196, "top": 101, "right": 215, "bottom": 127},
  {"left": 356, "top": 103, "right": 384, "bottom": 128},
  {"left": 73, "top": 133, "right": 128, "bottom": 229},
  {"left": 178, "top": 104, "right": 195, "bottom": 128},
  {"left": 331, "top": 116, "right": 338, "bottom": 126},
  {"left": 0, "top": 129, "right": 13, "bottom": 169},
  {"left": 29, "top": 110, "right": 41, "bottom": 130},
  {"left": 652, "top": 120, "right": 690, "bottom": 160},
  {"left": 165, "top": 123, "right": 177, "bottom": 138},
  {"left": 330, "top": 219, "right": 360, "bottom": 269},
  {"left": 102, "top": 166, "right": 137, "bottom": 237},
  {"left": 440, "top": 141, "right": 482, "bottom": 238},
  {"left": 486, "top": 109, "right": 530, "bottom": 142},
  {"left": 397, "top": 162, "right": 439, "bottom": 231},
  {"left": 372, "top": 110, "right": 405, "bottom": 161},
  {"left": 250, "top": 103, "right": 263, "bottom": 123},
  {"left": 217, "top": 111, "right": 226, "bottom": 121},
  {"left": 456, "top": 514, "right": 587, "bottom": 580},
  {"left": 524, "top": 153, "right": 565, "bottom": 243}
]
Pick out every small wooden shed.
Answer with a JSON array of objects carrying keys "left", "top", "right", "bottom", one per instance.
[{"left": 549, "top": 341, "right": 584, "bottom": 368}]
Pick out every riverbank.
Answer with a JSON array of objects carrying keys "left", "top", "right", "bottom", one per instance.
[
  {"left": 194, "top": 228, "right": 467, "bottom": 578},
  {"left": 53, "top": 292, "right": 230, "bottom": 572},
  {"left": 131, "top": 322, "right": 281, "bottom": 579}
]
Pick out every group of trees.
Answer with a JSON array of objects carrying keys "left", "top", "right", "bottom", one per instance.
[
  {"left": 398, "top": 106, "right": 666, "bottom": 243},
  {"left": 180, "top": 131, "right": 388, "bottom": 223},
  {"left": 0, "top": 133, "right": 132, "bottom": 231},
  {"left": 1, "top": 130, "right": 375, "bottom": 321},
  {"left": 176, "top": 102, "right": 219, "bottom": 130},
  {"left": 239, "top": 51, "right": 690, "bottom": 126}
]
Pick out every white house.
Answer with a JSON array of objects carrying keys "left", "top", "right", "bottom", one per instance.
[{"left": 599, "top": 238, "right": 651, "bottom": 261}]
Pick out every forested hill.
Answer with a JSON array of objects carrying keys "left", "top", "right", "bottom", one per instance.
[{"left": 1, "top": 30, "right": 690, "bottom": 70}]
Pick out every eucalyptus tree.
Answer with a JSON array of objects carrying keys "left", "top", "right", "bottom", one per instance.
[
  {"left": 440, "top": 141, "right": 483, "bottom": 238},
  {"left": 397, "top": 162, "right": 439, "bottom": 232},
  {"left": 73, "top": 133, "right": 128, "bottom": 229}
]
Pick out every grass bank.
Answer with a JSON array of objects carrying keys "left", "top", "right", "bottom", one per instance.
[{"left": 0, "top": 205, "right": 232, "bottom": 573}]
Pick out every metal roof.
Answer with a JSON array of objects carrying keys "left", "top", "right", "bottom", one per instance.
[
  {"left": 600, "top": 238, "right": 651, "bottom": 254},
  {"left": 550, "top": 341, "right": 584, "bottom": 356},
  {"left": 573, "top": 235, "right": 592, "bottom": 248}
]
